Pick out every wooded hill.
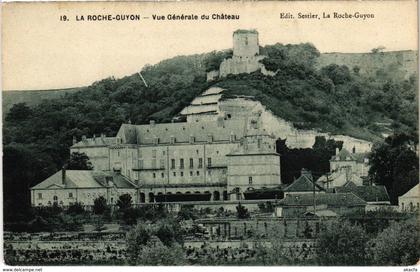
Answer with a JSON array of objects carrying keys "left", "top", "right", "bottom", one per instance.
[{"left": 3, "top": 44, "right": 418, "bottom": 222}]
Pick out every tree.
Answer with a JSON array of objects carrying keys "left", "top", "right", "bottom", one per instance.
[
  {"left": 368, "top": 133, "right": 419, "bottom": 204},
  {"left": 93, "top": 196, "right": 108, "bottom": 215},
  {"left": 133, "top": 240, "right": 187, "bottom": 265},
  {"left": 67, "top": 152, "right": 93, "bottom": 170},
  {"left": 116, "top": 193, "right": 132, "bottom": 211},
  {"left": 126, "top": 224, "right": 153, "bottom": 261},
  {"left": 177, "top": 205, "right": 196, "bottom": 221},
  {"left": 5, "top": 103, "right": 33, "bottom": 122},
  {"left": 236, "top": 203, "right": 250, "bottom": 219},
  {"left": 320, "top": 64, "right": 351, "bottom": 85},
  {"left": 66, "top": 202, "right": 85, "bottom": 215},
  {"left": 155, "top": 218, "right": 184, "bottom": 246},
  {"left": 316, "top": 220, "right": 369, "bottom": 265},
  {"left": 371, "top": 46, "right": 386, "bottom": 53},
  {"left": 368, "top": 220, "right": 420, "bottom": 265}
]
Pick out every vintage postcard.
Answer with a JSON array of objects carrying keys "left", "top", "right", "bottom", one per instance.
[{"left": 1, "top": 0, "right": 419, "bottom": 269}]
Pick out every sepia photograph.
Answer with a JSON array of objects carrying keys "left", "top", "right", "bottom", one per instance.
[{"left": 1, "top": 0, "right": 419, "bottom": 268}]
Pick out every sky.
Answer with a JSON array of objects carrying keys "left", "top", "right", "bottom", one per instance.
[{"left": 2, "top": 1, "right": 418, "bottom": 91}]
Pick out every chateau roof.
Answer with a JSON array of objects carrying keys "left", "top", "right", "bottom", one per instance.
[
  {"left": 71, "top": 137, "right": 116, "bottom": 148},
  {"left": 116, "top": 119, "right": 247, "bottom": 145},
  {"left": 31, "top": 170, "right": 136, "bottom": 190},
  {"left": 335, "top": 185, "right": 390, "bottom": 202},
  {"left": 284, "top": 170, "right": 324, "bottom": 193},
  {"left": 279, "top": 193, "right": 366, "bottom": 207}
]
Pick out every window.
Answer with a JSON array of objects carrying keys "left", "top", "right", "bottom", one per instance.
[
  {"left": 171, "top": 159, "right": 175, "bottom": 169},
  {"left": 196, "top": 150, "right": 199, "bottom": 154},
  {"left": 249, "top": 176, "right": 253, "bottom": 185},
  {"left": 162, "top": 150, "right": 166, "bottom": 155},
  {"left": 152, "top": 149, "right": 157, "bottom": 158},
  {"left": 190, "top": 171, "right": 193, "bottom": 176},
  {"left": 198, "top": 158, "right": 203, "bottom": 168},
  {"left": 173, "top": 172, "right": 176, "bottom": 177},
  {"left": 208, "top": 170, "right": 211, "bottom": 176},
  {"left": 180, "top": 158, "right": 184, "bottom": 169},
  {"left": 38, "top": 193, "right": 42, "bottom": 199},
  {"left": 153, "top": 173, "right": 156, "bottom": 178},
  {"left": 181, "top": 172, "right": 184, "bottom": 177},
  {"left": 160, "top": 159, "right": 165, "bottom": 169},
  {"left": 69, "top": 192, "right": 73, "bottom": 198},
  {"left": 208, "top": 158, "right": 212, "bottom": 167},
  {"left": 161, "top": 172, "right": 165, "bottom": 178},
  {"left": 139, "top": 159, "right": 144, "bottom": 169},
  {"left": 53, "top": 196, "right": 58, "bottom": 201},
  {"left": 152, "top": 159, "right": 157, "bottom": 169},
  {"left": 196, "top": 171, "right": 200, "bottom": 176},
  {"left": 189, "top": 158, "right": 194, "bottom": 168}
]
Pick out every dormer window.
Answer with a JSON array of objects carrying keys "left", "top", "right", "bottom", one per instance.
[
  {"left": 170, "top": 136, "right": 175, "bottom": 144},
  {"left": 207, "top": 135, "right": 213, "bottom": 143},
  {"left": 189, "top": 135, "right": 195, "bottom": 144}
]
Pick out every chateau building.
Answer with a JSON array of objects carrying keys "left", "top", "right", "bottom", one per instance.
[
  {"left": 317, "top": 147, "right": 370, "bottom": 188},
  {"left": 31, "top": 116, "right": 282, "bottom": 206}
]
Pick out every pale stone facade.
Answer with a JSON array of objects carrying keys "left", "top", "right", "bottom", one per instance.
[
  {"left": 30, "top": 170, "right": 138, "bottom": 206},
  {"left": 398, "top": 184, "right": 420, "bottom": 212},
  {"left": 33, "top": 114, "right": 282, "bottom": 206}
]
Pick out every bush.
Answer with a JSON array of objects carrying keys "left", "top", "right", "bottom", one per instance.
[
  {"left": 66, "top": 202, "right": 85, "bottom": 215},
  {"left": 236, "top": 204, "right": 250, "bottom": 219},
  {"left": 368, "top": 220, "right": 420, "bottom": 265},
  {"left": 316, "top": 219, "right": 369, "bottom": 265},
  {"left": 93, "top": 196, "right": 108, "bottom": 215},
  {"left": 116, "top": 194, "right": 132, "bottom": 211}
]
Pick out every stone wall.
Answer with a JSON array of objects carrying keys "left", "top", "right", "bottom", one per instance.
[{"left": 317, "top": 50, "right": 418, "bottom": 79}]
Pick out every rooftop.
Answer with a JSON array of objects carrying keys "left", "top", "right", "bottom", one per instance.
[
  {"left": 116, "top": 119, "right": 247, "bottom": 145},
  {"left": 284, "top": 169, "right": 324, "bottom": 193},
  {"left": 279, "top": 192, "right": 367, "bottom": 207},
  {"left": 336, "top": 185, "right": 390, "bottom": 202},
  {"left": 31, "top": 170, "right": 136, "bottom": 190},
  {"left": 71, "top": 136, "right": 116, "bottom": 148}
]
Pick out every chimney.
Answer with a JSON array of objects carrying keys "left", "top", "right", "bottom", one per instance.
[
  {"left": 335, "top": 147, "right": 339, "bottom": 155},
  {"left": 62, "top": 166, "right": 66, "bottom": 186},
  {"left": 93, "top": 134, "right": 96, "bottom": 142},
  {"left": 82, "top": 135, "right": 87, "bottom": 142},
  {"left": 101, "top": 133, "right": 105, "bottom": 140},
  {"left": 150, "top": 120, "right": 156, "bottom": 126},
  {"left": 72, "top": 136, "right": 77, "bottom": 145}
]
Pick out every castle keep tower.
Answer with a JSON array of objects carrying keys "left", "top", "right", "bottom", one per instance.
[{"left": 233, "top": 29, "right": 259, "bottom": 58}]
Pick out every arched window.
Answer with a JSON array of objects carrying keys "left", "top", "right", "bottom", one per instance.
[
  {"left": 53, "top": 196, "right": 58, "bottom": 201},
  {"left": 149, "top": 193, "right": 155, "bottom": 203},
  {"left": 213, "top": 191, "right": 220, "bottom": 201},
  {"left": 140, "top": 193, "right": 146, "bottom": 203}
]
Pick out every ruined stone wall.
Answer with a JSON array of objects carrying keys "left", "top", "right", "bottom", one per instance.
[
  {"left": 233, "top": 32, "right": 259, "bottom": 57},
  {"left": 317, "top": 50, "right": 418, "bottom": 79}
]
